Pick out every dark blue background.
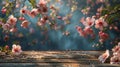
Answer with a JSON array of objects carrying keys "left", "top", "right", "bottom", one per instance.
[{"left": 0, "top": 0, "right": 119, "bottom": 51}]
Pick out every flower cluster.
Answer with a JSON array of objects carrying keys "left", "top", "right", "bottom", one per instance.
[
  {"left": 110, "top": 42, "right": 120, "bottom": 64},
  {"left": 77, "top": 16, "right": 109, "bottom": 43},
  {"left": 0, "top": 44, "right": 22, "bottom": 55}
]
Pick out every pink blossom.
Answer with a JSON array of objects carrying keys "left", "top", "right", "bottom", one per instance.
[
  {"left": 5, "top": 45, "right": 9, "bottom": 50},
  {"left": 7, "top": 15, "right": 17, "bottom": 26},
  {"left": 20, "top": 6, "right": 28, "bottom": 14},
  {"left": 37, "top": 16, "right": 48, "bottom": 26},
  {"left": 37, "top": 0, "right": 48, "bottom": 14},
  {"left": 95, "top": 17, "right": 108, "bottom": 30},
  {"left": 84, "top": 27, "right": 94, "bottom": 35},
  {"left": 97, "top": 7, "right": 103, "bottom": 13},
  {"left": 110, "top": 56, "right": 120, "bottom": 64},
  {"left": 76, "top": 26, "right": 87, "bottom": 37},
  {"left": 80, "top": 17, "right": 95, "bottom": 27},
  {"left": 29, "top": 8, "right": 39, "bottom": 18},
  {"left": 99, "top": 31, "right": 109, "bottom": 42},
  {"left": 10, "top": 27, "right": 18, "bottom": 33},
  {"left": 4, "top": 35, "right": 9, "bottom": 41},
  {"left": 1, "top": 8, "right": 7, "bottom": 14},
  {"left": 98, "top": 50, "right": 110, "bottom": 63},
  {"left": 112, "top": 46, "right": 120, "bottom": 52},
  {"left": 81, "top": 7, "right": 90, "bottom": 15},
  {"left": 19, "top": 17, "right": 25, "bottom": 21},
  {"left": 110, "top": 42, "right": 120, "bottom": 64},
  {"left": 12, "top": 44, "right": 22, "bottom": 55},
  {"left": 21, "top": 20, "right": 29, "bottom": 28},
  {"left": 38, "top": 0, "right": 47, "bottom": 7},
  {"left": 2, "top": 23, "right": 11, "bottom": 31}
]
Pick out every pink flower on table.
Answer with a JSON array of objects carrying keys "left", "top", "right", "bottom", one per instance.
[
  {"left": 110, "top": 56, "right": 120, "bottom": 64},
  {"left": 80, "top": 17, "right": 95, "bottom": 27},
  {"left": 95, "top": 17, "right": 108, "bottom": 30},
  {"left": 7, "top": 15, "right": 17, "bottom": 26},
  {"left": 112, "top": 46, "right": 120, "bottom": 53},
  {"left": 98, "top": 50, "right": 110, "bottom": 63},
  {"left": 21, "top": 20, "right": 29, "bottom": 28},
  {"left": 12, "top": 44, "right": 22, "bottom": 55},
  {"left": 110, "top": 42, "right": 120, "bottom": 64}
]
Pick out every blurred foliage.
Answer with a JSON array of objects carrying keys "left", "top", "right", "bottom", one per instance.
[
  {"left": 28, "top": 0, "right": 36, "bottom": 8},
  {"left": 102, "top": 3, "right": 120, "bottom": 24},
  {"left": 0, "top": 45, "right": 11, "bottom": 55}
]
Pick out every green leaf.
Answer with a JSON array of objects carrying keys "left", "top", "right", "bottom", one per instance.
[{"left": 28, "top": 0, "right": 36, "bottom": 8}]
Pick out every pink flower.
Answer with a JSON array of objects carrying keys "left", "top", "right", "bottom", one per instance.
[
  {"left": 99, "top": 31, "right": 109, "bottom": 42},
  {"left": 112, "top": 46, "right": 120, "bottom": 53},
  {"left": 2, "top": 23, "right": 11, "bottom": 31},
  {"left": 76, "top": 26, "right": 83, "bottom": 33},
  {"left": 5, "top": 45, "right": 9, "bottom": 50},
  {"left": 95, "top": 17, "right": 108, "bottom": 30},
  {"left": 29, "top": 8, "right": 39, "bottom": 18},
  {"left": 80, "top": 17, "right": 95, "bottom": 27},
  {"left": 21, "top": 20, "right": 29, "bottom": 28},
  {"left": 110, "top": 56, "right": 120, "bottom": 64},
  {"left": 81, "top": 7, "right": 90, "bottom": 15},
  {"left": 98, "top": 50, "right": 110, "bottom": 63},
  {"left": 10, "top": 27, "right": 18, "bottom": 33},
  {"left": 37, "top": 0, "right": 48, "bottom": 13},
  {"left": 110, "top": 42, "right": 120, "bottom": 64},
  {"left": 97, "top": 7, "right": 103, "bottom": 13},
  {"left": 37, "top": 16, "right": 48, "bottom": 26},
  {"left": 7, "top": 15, "right": 17, "bottom": 26},
  {"left": 12, "top": 44, "right": 22, "bottom": 55},
  {"left": 20, "top": 6, "right": 28, "bottom": 14},
  {"left": 76, "top": 26, "right": 87, "bottom": 37},
  {"left": 38, "top": 0, "right": 47, "bottom": 7},
  {"left": 84, "top": 27, "right": 94, "bottom": 35},
  {"left": 1, "top": 8, "right": 7, "bottom": 14},
  {"left": 19, "top": 17, "right": 25, "bottom": 21},
  {"left": 4, "top": 35, "right": 9, "bottom": 41}
]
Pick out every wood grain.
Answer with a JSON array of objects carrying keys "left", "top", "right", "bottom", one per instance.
[{"left": 0, "top": 51, "right": 119, "bottom": 67}]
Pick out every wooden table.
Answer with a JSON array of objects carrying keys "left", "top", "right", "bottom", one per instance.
[{"left": 0, "top": 51, "right": 120, "bottom": 67}]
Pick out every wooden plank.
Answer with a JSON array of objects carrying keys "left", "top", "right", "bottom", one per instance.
[
  {"left": 0, "top": 63, "right": 120, "bottom": 67},
  {"left": 0, "top": 51, "right": 119, "bottom": 67}
]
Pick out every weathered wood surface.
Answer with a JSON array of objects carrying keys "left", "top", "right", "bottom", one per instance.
[{"left": 0, "top": 51, "right": 120, "bottom": 67}]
